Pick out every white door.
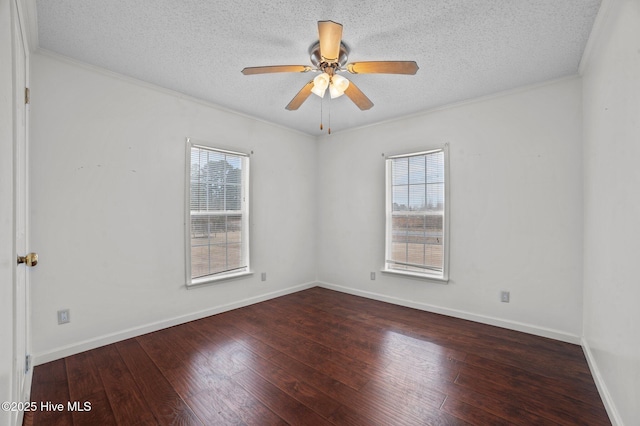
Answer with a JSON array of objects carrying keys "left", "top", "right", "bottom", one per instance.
[{"left": 12, "top": 0, "right": 31, "bottom": 415}]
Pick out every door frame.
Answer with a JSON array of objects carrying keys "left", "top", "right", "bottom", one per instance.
[{"left": 10, "top": 0, "right": 32, "bottom": 425}]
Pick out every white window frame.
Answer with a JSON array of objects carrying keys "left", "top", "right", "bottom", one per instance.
[
  {"left": 185, "top": 138, "right": 251, "bottom": 287},
  {"left": 383, "top": 144, "right": 450, "bottom": 282}
]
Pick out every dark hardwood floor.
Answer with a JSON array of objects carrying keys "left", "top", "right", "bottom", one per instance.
[{"left": 23, "top": 287, "right": 610, "bottom": 425}]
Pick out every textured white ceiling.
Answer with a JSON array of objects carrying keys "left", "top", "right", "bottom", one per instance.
[{"left": 35, "top": 0, "right": 601, "bottom": 136}]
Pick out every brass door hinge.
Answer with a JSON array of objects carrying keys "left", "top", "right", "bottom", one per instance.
[{"left": 25, "top": 87, "right": 30, "bottom": 105}]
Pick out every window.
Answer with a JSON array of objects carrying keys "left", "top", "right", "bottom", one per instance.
[
  {"left": 384, "top": 146, "right": 449, "bottom": 281},
  {"left": 186, "top": 140, "right": 250, "bottom": 285}
]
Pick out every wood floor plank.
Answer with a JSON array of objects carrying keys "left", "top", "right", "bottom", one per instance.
[
  {"left": 248, "top": 300, "right": 389, "bottom": 362},
  {"left": 441, "top": 397, "right": 511, "bottom": 425},
  {"left": 220, "top": 308, "right": 372, "bottom": 390},
  {"left": 444, "top": 383, "right": 556, "bottom": 426},
  {"left": 23, "top": 359, "right": 73, "bottom": 426},
  {"left": 464, "top": 352, "right": 603, "bottom": 406},
  {"left": 191, "top": 316, "right": 282, "bottom": 360},
  {"left": 253, "top": 296, "right": 469, "bottom": 389},
  {"left": 188, "top": 380, "right": 286, "bottom": 426},
  {"left": 358, "top": 377, "right": 465, "bottom": 425},
  {"left": 232, "top": 368, "right": 333, "bottom": 425},
  {"left": 455, "top": 366, "right": 610, "bottom": 425},
  {"left": 327, "top": 404, "right": 389, "bottom": 426},
  {"left": 241, "top": 347, "right": 342, "bottom": 419},
  {"left": 267, "top": 351, "right": 442, "bottom": 426},
  {"left": 181, "top": 394, "right": 245, "bottom": 425},
  {"left": 143, "top": 324, "right": 287, "bottom": 425},
  {"left": 25, "top": 287, "right": 610, "bottom": 426},
  {"left": 64, "top": 351, "right": 104, "bottom": 399},
  {"left": 360, "top": 373, "right": 447, "bottom": 411},
  {"left": 65, "top": 351, "right": 118, "bottom": 425},
  {"left": 90, "top": 344, "right": 159, "bottom": 425},
  {"left": 285, "top": 290, "right": 471, "bottom": 360},
  {"left": 270, "top": 294, "right": 468, "bottom": 364},
  {"left": 187, "top": 317, "right": 343, "bottom": 420},
  {"left": 137, "top": 327, "right": 244, "bottom": 399},
  {"left": 168, "top": 322, "right": 254, "bottom": 376},
  {"left": 115, "top": 339, "right": 202, "bottom": 425}
]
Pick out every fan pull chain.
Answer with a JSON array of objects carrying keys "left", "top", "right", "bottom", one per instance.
[
  {"left": 328, "top": 97, "right": 331, "bottom": 135},
  {"left": 320, "top": 95, "right": 323, "bottom": 130}
]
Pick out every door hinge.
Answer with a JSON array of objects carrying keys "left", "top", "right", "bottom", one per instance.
[
  {"left": 25, "top": 354, "right": 31, "bottom": 373},
  {"left": 25, "top": 87, "right": 30, "bottom": 105}
]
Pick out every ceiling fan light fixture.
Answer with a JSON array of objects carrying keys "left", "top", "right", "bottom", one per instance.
[
  {"left": 242, "top": 20, "right": 412, "bottom": 116},
  {"left": 329, "top": 74, "right": 349, "bottom": 99},
  {"left": 311, "top": 72, "right": 330, "bottom": 97}
]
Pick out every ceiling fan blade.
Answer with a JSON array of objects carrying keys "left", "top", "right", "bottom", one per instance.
[
  {"left": 242, "top": 65, "right": 312, "bottom": 75},
  {"left": 344, "top": 81, "right": 374, "bottom": 110},
  {"left": 347, "top": 61, "right": 419, "bottom": 75},
  {"left": 318, "top": 20, "right": 343, "bottom": 62},
  {"left": 285, "top": 80, "right": 315, "bottom": 110}
]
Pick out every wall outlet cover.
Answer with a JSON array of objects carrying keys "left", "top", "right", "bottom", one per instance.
[{"left": 57, "top": 309, "right": 70, "bottom": 324}]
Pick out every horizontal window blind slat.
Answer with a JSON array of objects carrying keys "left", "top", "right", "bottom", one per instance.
[{"left": 190, "top": 210, "right": 243, "bottom": 215}]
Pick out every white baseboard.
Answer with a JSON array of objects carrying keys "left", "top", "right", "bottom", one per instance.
[
  {"left": 316, "top": 281, "right": 581, "bottom": 344},
  {"left": 33, "top": 281, "right": 316, "bottom": 366},
  {"left": 581, "top": 338, "right": 622, "bottom": 426}
]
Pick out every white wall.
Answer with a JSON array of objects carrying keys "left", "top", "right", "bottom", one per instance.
[
  {"left": 29, "top": 52, "right": 317, "bottom": 362},
  {"left": 0, "top": 1, "right": 16, "bottom": 424},
  {"left": 581, "top": 0, "right": 640, "bottom": 424},
  {"left": 317, "top": 78, "right": 584, "bottom": 342}
]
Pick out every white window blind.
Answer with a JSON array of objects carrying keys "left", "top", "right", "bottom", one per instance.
[
  {"left": 385, "top": 147, "right": 448, "bottom": 280},
  {"left": 187, "top": 142, "right": 250, "bottom": 284}
]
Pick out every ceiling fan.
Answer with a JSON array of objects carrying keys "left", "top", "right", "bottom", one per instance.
[{"left": 241, "top": 20, "right": 419, "bottom": 113}]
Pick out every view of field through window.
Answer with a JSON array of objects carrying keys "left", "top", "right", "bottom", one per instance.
[
  {"left": 190, "top": 147, "right": 246, "bottom": 279},
  {"left": 389, "top": 151, "right": 445, "bottom": 273}
]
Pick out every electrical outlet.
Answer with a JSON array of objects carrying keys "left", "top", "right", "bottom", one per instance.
[
  {"left": 370, "top": 272, "right": 376, "bottom": 280},
  {"left": 57, "top": 309, "right": 70, "bottom": 324},
  {"left": 261, "top": 272, "right": 267, "bottom": 282},
  {"left": 501, "top": 291, "right": 510, "bottom": 303}
]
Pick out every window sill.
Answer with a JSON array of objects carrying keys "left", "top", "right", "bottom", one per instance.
[
  {"left": 187, "top": 271, "right": 253, "bottom": 289},
  {"left": 381, "top": 268, "right": 449, "bottom": 284}
]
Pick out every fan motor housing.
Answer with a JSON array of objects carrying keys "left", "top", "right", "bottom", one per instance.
[{"left": 309, "top": 41, "right": 349, "bottom": 69}]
